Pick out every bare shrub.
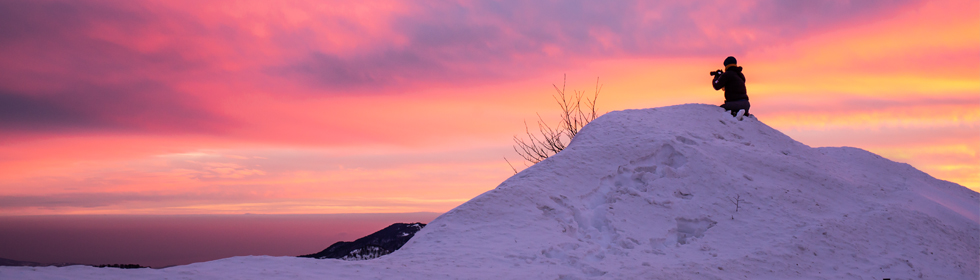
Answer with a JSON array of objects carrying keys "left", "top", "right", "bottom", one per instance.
[{"left": 511, "top": 75, "right": 601, "bottom": 166}]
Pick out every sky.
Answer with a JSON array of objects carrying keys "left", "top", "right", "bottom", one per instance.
[{"left": 1, "top": 0, "right": 977, "bottom": 216}]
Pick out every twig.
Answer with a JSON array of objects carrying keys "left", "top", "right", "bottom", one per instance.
[{"left": 504, "top": 157, "right": 518, "bottom": 175}]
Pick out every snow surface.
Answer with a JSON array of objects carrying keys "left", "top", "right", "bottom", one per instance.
[{"left": 4, "top": 104, "right": 977, "bottom": 279}]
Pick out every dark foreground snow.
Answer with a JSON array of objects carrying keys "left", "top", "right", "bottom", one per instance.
[{"left": 4, "top": 104, "right": 977, "bottom": 279}]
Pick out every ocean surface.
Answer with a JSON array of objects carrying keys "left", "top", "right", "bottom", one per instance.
[{"left": 0, "top": 213, "right": 440, "bottom": 268}]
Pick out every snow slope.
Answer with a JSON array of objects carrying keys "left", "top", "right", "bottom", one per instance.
[{"left": 3, "top": 104, "right": 977, "bottom": 279}]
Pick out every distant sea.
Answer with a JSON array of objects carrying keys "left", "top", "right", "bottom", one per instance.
[{"left": 0, "top": 213, "right": 440, "bottom": 268}]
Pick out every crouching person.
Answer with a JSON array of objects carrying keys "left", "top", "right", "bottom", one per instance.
[{"left": 711, "top": 56, "right": 749, "bottom": 118}]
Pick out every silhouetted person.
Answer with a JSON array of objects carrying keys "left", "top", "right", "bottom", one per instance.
[{"left": 711, "top": 56, "right": 749, "bottom": 118}]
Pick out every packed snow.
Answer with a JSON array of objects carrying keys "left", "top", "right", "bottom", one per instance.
[{"left": 3, "top": 104, "right": 977, "bottom": 279}]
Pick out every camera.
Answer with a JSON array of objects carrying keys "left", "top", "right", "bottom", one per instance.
[{"left": 709, "top": 70, "right": 723, "bottom": 76}]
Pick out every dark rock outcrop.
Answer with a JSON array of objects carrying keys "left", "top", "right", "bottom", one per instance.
[
  {"left": 95, "top": 264, "right": 148, "bottom": 269},
  {"left": 299, "top": 222, "right": 425, "bottom": 261}
]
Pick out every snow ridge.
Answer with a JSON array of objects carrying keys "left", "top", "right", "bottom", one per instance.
[{"left": 3, "top": 104, "right": 977, "bottom": 280}]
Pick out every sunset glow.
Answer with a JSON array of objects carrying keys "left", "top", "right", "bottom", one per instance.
[{"left": 1, "top": 0, "right": 977, "bottom": 215}]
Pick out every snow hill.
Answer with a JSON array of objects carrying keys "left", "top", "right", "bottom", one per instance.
[{"left": 2, "top": 104, "right": 977, "bottom": 279}]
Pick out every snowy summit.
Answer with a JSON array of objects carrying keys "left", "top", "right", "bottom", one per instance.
[{"left": 3, "top": 104, "right": 977, "bottom": 279}]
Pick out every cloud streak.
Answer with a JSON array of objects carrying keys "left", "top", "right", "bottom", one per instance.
[{"left": 273, "top": 0, "right": 926, "bottom": 91}]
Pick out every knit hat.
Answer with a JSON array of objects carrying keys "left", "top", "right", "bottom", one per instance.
[{"left": 723, "top": 56, "right": 737, "bottom": 66}]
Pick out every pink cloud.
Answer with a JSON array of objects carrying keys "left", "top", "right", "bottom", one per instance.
[{"left": 0, "top": 0, "right": 929, "bottom": 137}]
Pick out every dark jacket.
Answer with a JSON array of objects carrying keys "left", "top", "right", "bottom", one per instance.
[{"left": 713, "top": 66, "right": 747, "bottom": 102}]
